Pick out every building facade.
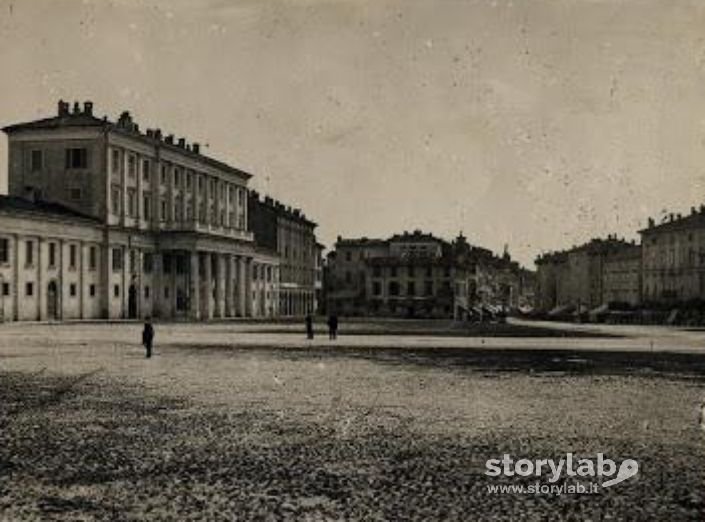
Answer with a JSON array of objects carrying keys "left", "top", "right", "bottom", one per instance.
[
  {"left": 535, "top": 236, "right": 642, "bottom": 312},
  {"left": 326, "top": 231, "right": 533, "bottom": 318},
  {"left": 248, "top": 191, "right": 318, "bottom": 316},
  {"left": 639, "top": 207, "right": 705, "bottom": 304},
  {"left": 0, "top": 100, "right": 289, "bottom": 321}
]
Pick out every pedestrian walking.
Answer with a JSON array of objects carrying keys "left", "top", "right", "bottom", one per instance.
[
  {"left": 305, "top": 313, "right": 314, "bottom": 340},
  {"left": 327, "top": 313, "right": 338, "bottom": 340},
  {"left": 142, "top": 317, "right": 155, "bottom": 359}
]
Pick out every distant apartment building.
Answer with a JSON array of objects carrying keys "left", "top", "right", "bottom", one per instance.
[
  {"left": 248, "top": 191, "right": 318, "bottom": 316},
  {"left": 535, "top": 236, "right": 641, "bottom": 312},
  {"left": 602, "top": 242, "right": 642, "bottom": 306},
  {"left": 326, "top": 231, "right": 534, "bottom": 318},
  {"left": 639, "top": 206, "right": 705, "bottom": 304},
  {"left": 0, "top": 100, "right": 322, "bottom": 322}
]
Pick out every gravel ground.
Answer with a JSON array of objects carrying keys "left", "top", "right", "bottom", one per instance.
[{"left": 1, "top": 325, "right": 705, "bottom": 520}]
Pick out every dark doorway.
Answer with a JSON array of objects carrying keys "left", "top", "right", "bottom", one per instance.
[
  {"left": 128, "top": 285, "right": 138, "bottom": 319},
  {"left": 47, "top": 281, "right": 59, "bottom": 320}
]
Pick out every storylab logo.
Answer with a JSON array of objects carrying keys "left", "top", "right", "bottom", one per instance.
[{"left": 485, "top": 453, "right": 639, "bottom": 495}]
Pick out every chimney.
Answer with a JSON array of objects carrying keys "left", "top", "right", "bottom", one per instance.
[
  {"left": 118, "top": 111, "right": 132, "bottom": 128},
  {"left": 155, "top": 129, "right": 162, "bottom": 140},
  {"left": 178, "top": 138, "right": 186, "bottom": 148},
  {"left": 692, "top": 206, "right": 697, "bottom": 215},
  {"left": 83, "top": 101, "right": 93, "bottom": 116},
  {"left": 73, "top": 101, "right": 81, "bottom": 114},
  {"left": 192, "top": 143, "right": 200, "bottom": 154},
  {"left": 165, "top": 134, "right": 174, "bottom": 144},
  {"left": 58, "top": 100, "right": 70, "bottom": 116},
  {"left": 146, "top": 129, "right": 154, "bottom": 138}
]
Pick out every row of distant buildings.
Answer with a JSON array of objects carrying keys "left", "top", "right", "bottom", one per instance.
[
  {"left": 0, "top": 100, "right": 322, "bottom": 322},
  {"left": 325, "top": 230, "right": 535, "bottom": 319},
  {"left": 536, "top": 206, "right": 705, "bottom": 313}
]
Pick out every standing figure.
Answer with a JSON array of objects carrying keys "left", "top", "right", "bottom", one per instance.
[
  {"left": 305, "top": 313, "right": 314, "bottom": 340},
  {"left": 327, "top": 313, "right": 338, "bottom": 340},
  {"left": 142, "top": 318, "right": 155, "bottom": 359}
]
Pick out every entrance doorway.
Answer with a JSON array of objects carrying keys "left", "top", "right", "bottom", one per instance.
[
  {"left": 128, "top": 285, "right": 138, "bottom": 319},
  {"left": 47, "top": 281, "right": 59, "bottom": 320}
]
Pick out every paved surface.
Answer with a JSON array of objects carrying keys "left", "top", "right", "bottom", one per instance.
[
  {"left": 1, "top": 320, "right": 705, "bottom": 520},
  {"left": 1, "top": 319, "right": 704, "bottom": 355}
]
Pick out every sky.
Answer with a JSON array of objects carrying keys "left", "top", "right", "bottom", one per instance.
[{"left": 2, "top": 0, "right": 705, "bottom": 267}]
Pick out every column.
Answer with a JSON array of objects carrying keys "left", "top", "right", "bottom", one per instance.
[
  {"left": 204, "top": 252, "right": 213, "bottom": 319},
  {"left": 245, "top": 257, "right": 253, "bottom": 317},
  {"left": 79, "top": 241, "right": 85, "bottom": 319},
  {"left": 38, "top": 237, "right": 46, "bottom": 321},
  {"left": 189, "top": 250, "right": 200, "bottom": 320},
  {"left": 215, "top": 253, "right": 225, "bottom": 318},
  {"left": 225, "top": 254, "right": 234, "bottom": 317},
  {"left": 235, "top": 256, "right": 243, "bottom": 317}
]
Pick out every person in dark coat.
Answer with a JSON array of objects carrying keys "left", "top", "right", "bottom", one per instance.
[
  {"left": 305, "top": 314, "right": 314, "bottom": 340},
  {"left": 142, "top": 318, "right": 155, "bottom": 358},
  {"left": 327, "top": 313, "right": 338, "bottom": 340}
]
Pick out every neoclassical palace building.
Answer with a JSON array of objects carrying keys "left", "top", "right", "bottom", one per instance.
[{"left": 0, "top": 100, "right": 317, "bottom": 322}]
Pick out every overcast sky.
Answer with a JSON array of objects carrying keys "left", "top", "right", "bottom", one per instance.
[{"left": 2, "top": 0, "right": 705, "bottom": 266}]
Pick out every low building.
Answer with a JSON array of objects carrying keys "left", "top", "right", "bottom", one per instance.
[{"left": 327, "top": 231, "right": 533, "bottom": 318}]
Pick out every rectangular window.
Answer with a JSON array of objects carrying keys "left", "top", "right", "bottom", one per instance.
[
  {"left": 407, "top": 281, "right": 415, "bottom": 296},
  {"left": 163, "top": 254, "right": 172, "bottom": 274},
  {"left": 425, "top": 280, "right": 433, "bottom": 296},
  {"left": 143, "top": 193, "right": 151, "bottom": 220},
  {"left": 161, "top": 165, "right": 167, "bottom": 185},
  {"left": 160, "top": 199, "right": 167, "bottom": 221},
  {"left": 70, "top": 283, "right": 77, "bottom": 297},
  {"left": 112, "top": 149, "right": 121, "bottom": 174},
  {"left": 65, "top": 148, "right": 88, "bottom": 169},
  {"left": 390, "top": 267, "right": 397, "bottom": 278},
  {"left": 164, "top": 287, "right": 170, "bottom": 299},
  {"left": 2, "top": 282, "right": 9, "bottom": 296},
  {"left": 25, "top": 240, "right": 34, "bottom": 266},
  {"left": 30, "top": 150, "right": 43, "bottom": 172},
  {"left": 127, "top": 189, "right": 137, "bottom": 217},
  {"left": 144, "top": 286, "right": 150, "bottom": 299},
  {"left": 69, "top": 244, "right": 77, "bottom": 269},
  {"left": 0, "top": 238, "right": 8, "bottom": 263},
  {"left": 111, "top": 186, "right": 121, "bottom": 215},
  {"left": 89, "top": 284, "right": 96, "bottom": 297},
  {"left": 48, "top": 242, "right": 56, "bottom": 267},
  {"left": 186, "top": 172, "right": 192, "bottom": 190},
  {"left": 114, "top": 284, "right": 120, "bottom": 297},
  {"left": 174, "top": 168, "right": 181, "bottom": 187},
  {"left": 142, "top": 159, "right": 151, "bottom": 182},
  {"left": 129, "top": 250, "right": 137, "bottom": 273},
  {"left": 25, "top": 282, "right": 34, "bottom": 296},
  {"left": 112, "top": 248, "right": 122, "bottom": 271},
  {"left": 69, "top": 188, "right": 82, "bottom": 200},
  {"left": 89, "top": 246, "right": 97, "bottom": 270},
  {"left": 128, "top": 154, "right": 136, "bottom": 178},
  {"left": 143, "top": 253, "right": 153, "bottom": 273},
  {"left": 373, "top": 282, "right": 381, "bottom": 296}
]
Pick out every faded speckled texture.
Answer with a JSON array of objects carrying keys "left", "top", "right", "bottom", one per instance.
[
  {"left": 1, "top": 321, "right": 705, "bottom": 519},
  {"left": 1, "top": 0, "right": 705, "bottom": 266}
]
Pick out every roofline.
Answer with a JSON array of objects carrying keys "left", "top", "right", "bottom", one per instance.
[{"left": 2, "top": 112, "right": 254, "bottom": 180}]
